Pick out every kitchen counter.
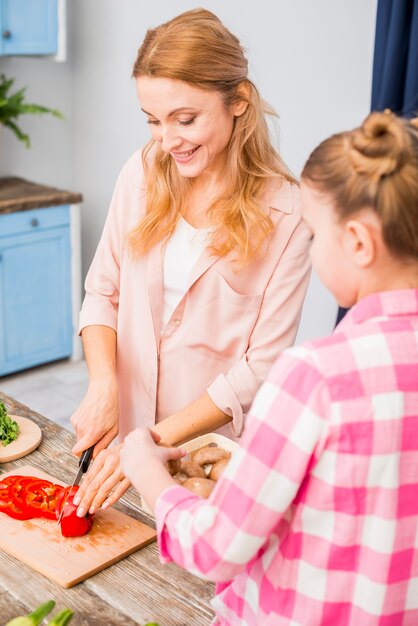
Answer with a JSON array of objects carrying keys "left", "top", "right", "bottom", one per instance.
[
  {"left": 0, "top": 177, "right": 82, "bottom": 213},
  {"left": 0, "top": 177, "right": 84, "bottom": 369},
  {"left": 0, "top": 392, "right": 215, "bottom": 626}
]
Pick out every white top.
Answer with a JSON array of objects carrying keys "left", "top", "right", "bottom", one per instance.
[{"left": 162, "top": 217, "right": 211, "bottom": 328}]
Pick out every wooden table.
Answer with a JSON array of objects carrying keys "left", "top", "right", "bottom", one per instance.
[{"left": 0, "top": 392, "right": 215, "bottom": 626}]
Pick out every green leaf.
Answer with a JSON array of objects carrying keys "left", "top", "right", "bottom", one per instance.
[
  {"left": 46, "top": 608, "right": 74, "bottom": 626},
  {"left": 5, "top": 600, "right": 55, "bottom": 625},
  {"left": 0, "top": 402, "right": 20, "bottom": 446},
  {"left": 0, "top": 73, "right": 63, "bottom": 147},
  {"left": 3, "top": 119, "right": 30, "bottom": 148}
]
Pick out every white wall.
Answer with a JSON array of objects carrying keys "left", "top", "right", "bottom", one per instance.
[
  {"left": 0, "top": 0, "right": 378, "bottom": 343},
  {"left": 0, "top": 57, "right": 73, "bottom": 188}
]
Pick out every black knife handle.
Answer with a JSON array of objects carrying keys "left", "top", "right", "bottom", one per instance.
[{"left": 79, "top": 445, "right": 94, "bottom": 473}]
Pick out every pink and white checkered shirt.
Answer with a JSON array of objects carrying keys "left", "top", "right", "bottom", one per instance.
[{"left": 156, "top": 289, "right": 418, "bottom": 625}]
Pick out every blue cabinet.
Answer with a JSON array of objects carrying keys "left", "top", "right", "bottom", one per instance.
[
  {"left": 0, "top": 0, "right": 58, "bottom": 55},
  {"left": 0, "top": 205, "right": 72, "bottom": 376}
]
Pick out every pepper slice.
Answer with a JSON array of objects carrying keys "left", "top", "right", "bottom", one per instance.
[
  {"left": 10, "top": 476, "right": 37, "bottom": 505},
  {"left": 56, "top": 485, "right": 93, "bottom": 537},
  {"left": 10, "top": 476, "right": 44, "bottom": 514},
  {"left": 23, "top": 480, "right": 64, "bottom": 520},
  {"left": 0, "top": 475, "right": 18, "bottom": 506},
  {"left": 0, "top": 476, "right": 33, "bottom": 520},
  {"left": 4, "top": 501, "right": 34, "bottom": 520}
]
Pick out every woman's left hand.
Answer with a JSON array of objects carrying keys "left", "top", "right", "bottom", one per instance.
[{"left": 73, "top": 444, "right": 131, "bottom": 517}]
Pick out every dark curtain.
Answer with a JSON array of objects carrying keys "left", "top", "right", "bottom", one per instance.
[
  {"left": 371, "top": 0, "right": 418, "bottom": 116},
  {"left": 336, "top": 0, "right": 418, "bottom": 326}
]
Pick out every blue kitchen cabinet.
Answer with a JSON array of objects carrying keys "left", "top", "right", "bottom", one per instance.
[
  {"left": 0, "top": 205, "right": 73, "bottom": 376},
  {"left": 0, "top": 0, "right": 58, "bottom": 55}
]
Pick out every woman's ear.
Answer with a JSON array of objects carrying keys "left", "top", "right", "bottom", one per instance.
[
  {"left": 232, "top": 81, "right": 250, "bottom": 117},
  {"left": 343, "top": 218, "right": 378, "bottom": 268}
]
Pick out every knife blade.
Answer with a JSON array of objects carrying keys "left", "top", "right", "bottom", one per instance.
[{"left": 56, "top": 445, "right": 94, "bottom": 525}]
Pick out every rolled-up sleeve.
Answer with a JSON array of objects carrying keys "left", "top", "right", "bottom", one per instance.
[{"left": 207, "top": 207, "right": 311, "bottom": 436}]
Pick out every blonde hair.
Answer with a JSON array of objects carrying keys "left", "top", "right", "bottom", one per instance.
[
  {"left": 301, "top": 111, "right": 418, "bottom": 259},
  {"left": 129, "top": 8, "right": 296, "bottom": 265}
]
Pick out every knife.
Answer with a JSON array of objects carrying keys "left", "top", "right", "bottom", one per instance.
[{"left": 57, "top": 445, "right": 94, "bottom": 525}]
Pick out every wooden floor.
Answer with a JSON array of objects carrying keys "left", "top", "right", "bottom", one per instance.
[{"left": 0, "top": 358, "right": 88, "bottom": 432}]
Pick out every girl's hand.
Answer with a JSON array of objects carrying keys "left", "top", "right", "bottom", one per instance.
[
  {"left": 71, "top": 380, "right": 119, "bottom": 457},
  {"left": 73, "top": 444, "right": 130, "bottom": 517},
  {"left": 120, "top": 429, "right": 185, "bottom": 510}
]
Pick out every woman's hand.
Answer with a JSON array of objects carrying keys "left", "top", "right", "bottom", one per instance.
[
  {"left": 71, "top": 380, "right": 119, "bottom": 457},
  {"left": 120, "top": 429, "right": 185, "bottom": 512},
  {"left": 73, "top": 444, "right": 131, "bottom": 517}
]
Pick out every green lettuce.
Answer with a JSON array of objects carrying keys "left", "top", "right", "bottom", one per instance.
[{"left": 0, "top": 402, "right": 20, "bottom": 446}]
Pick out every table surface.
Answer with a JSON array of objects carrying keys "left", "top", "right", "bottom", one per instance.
[{"left": 0, "top": 392, "right": 215, "bottom": 626}]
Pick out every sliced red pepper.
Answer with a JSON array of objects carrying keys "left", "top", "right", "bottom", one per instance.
[
  {"left": 0, "top": 476, "right": 17, "bottom": 505},
  {"left": 10, "top": 476, "right": 40, "bottom": 511},
  {"left": 0, "top": 476, "right": 27, "bottom": 518},
  {"left": 0, "top": 476, "right": 33, "bottom": 519},
  {"left": 56, "top": 485, "right": 93, "bottom": 537},
  {"left": 0, "top": 475, "right": 20, "bottom": 488},
  {"left": 23, "top": 480, "right": 64, "bottom": 519},
  {"left": 0, "top": 474, "right": 87, "bottom": 528},
  {"left": 0, "top": 475, "right": 20, "bottom": 500},
  {"left": 0, "top": 475, "right": 64, "bottom": 521},
  {"left": 3, "top": 499, "right": 34, "bottom": 520}
]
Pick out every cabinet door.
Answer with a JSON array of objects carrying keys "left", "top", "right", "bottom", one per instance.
[
  {"left": 0, "top": 222, "right": 72, "bottom": 376},
  {"left": 0, "top": 0, "right": 57, "bottom": 55}
]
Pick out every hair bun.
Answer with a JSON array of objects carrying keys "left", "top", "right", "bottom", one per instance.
[{"left": 348, "top": 110, "right": 410, "bottom": 181}]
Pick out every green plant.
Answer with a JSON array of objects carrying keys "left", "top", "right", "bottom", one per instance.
[{"left": 0, "top": 74, "right": 63, "bottom": 148}]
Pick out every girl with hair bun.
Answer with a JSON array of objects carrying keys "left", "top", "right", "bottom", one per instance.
[
  {"left": 121, "top": 111, "right": 418, "bottom": 625},
  {"left": 71, "top": 9, "right": 311, "bottom": 516}
]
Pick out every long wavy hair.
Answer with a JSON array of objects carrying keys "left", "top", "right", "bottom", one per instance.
[
  {"left": 302, "top": 111, "right": 418, "bottom": 260},
  {"left": 128, "top": 8, "right": 296, "bottom": 265}
]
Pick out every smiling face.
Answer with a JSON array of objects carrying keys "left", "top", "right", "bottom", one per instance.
[{"left": 136, "top": 76, "right": 242, "bottom": 182}]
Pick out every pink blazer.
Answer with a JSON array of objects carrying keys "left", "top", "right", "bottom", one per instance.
[{"left": 79, "top": 150, "right": 311, "bottom": 440}]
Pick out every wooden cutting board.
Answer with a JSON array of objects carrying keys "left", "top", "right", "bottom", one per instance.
[
  {"left": 0, "top": 416, "right": 42, "bottom": 463},
  {"left": 0, "top": 465, "right": 156, "bottom": 588}
]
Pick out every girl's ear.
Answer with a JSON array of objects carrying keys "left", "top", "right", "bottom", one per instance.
[
  {"left": 232, "top": 81, "right": 250, "bottom": 117},
  {"left": 343, "top": 218, "right": 377, "bottom": 268}
]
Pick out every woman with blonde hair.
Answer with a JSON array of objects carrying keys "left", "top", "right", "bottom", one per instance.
[{"left": 71, "top": 8, "right": 311, "bottom": 516}]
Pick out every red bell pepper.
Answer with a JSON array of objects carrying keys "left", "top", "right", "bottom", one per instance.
[
  {"left": 56, "top": 485, "right": 93, "bottom": 537},
  {"left": 0, "top": 474, "right": 93, "bottom": 532}
]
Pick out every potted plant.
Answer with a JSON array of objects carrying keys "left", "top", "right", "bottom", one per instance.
[{"left": 0, "top": 73, "right": 62, "bottom": 148}]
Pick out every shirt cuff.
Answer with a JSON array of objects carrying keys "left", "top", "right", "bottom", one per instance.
[
  {"left": 206, "top": 355, "right": 261, "bottom": 437},
  {"left": 206, "top": 374, "right": 244, "bottom": 437},
  {"left": 78, "top": 301, "right": 118, "bottom": 335},
  {"left": 155, "top": 484, "right": 201, "bottom": 564}
]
